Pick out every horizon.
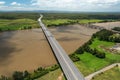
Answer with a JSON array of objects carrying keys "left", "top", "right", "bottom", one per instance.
[{"left": 1, "top": 10, "right": 120, "bottom": 13}]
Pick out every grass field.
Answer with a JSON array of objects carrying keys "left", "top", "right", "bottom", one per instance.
[
  {"left": 0, "top": 18, "right": 105, "bottom": 31},
  {"left": 90, "top": 39, "right": 120, "bottom": 63},
  {"left": 43, "top": 19, "right": 77, "bottom": 27},
  {"left": 90, "top": 38, "right": 115, "bottom": 51},
  {"left": 92, "top": 66, "right": 120, "bottom": 80},
  {"left": 0, "top": 19, "right": 39, "bottom": 31},
  {"left": 75, "top": 52, "right": 110, "bottom": 76},
  {"left": 75, "top": 38, "right": 120, "bottom": 77},
  {"left": 43, "top": 19, "right": 104, "bottom": 27},
  {"left": 38, "top": 69, "right": 65, "bottom": 80},
  {"left": 78, "top": 19, "right": 104, "bottom": 24}
]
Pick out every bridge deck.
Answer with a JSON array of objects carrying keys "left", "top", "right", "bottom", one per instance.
[{"left": 38, "top": 16, "right": 85, "bottom": 80}]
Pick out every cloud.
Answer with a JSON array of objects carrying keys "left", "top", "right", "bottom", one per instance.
[
  {"left": 0, "top": 0, "right": 120, "bottom": 11},
  {"left": 31, "top": 0, "right": 120, "bottom": 11},
  {"left": 0, "top": 1, "right": 5, "bottom": 5},
  {"left": 11, "top": 2, "right": 21, "bottom": 6}
]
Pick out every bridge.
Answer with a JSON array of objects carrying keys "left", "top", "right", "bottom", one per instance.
[{"left": 38, "top": 15, "right": 85, "bottom": 80}]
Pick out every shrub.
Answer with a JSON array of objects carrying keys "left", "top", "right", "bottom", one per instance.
[
  {"left": 112, "top": 27, "right": 120, "bottom": 31},
  {"left": 70, "top": 54, "right": 80, "bottom": 62},
  {"left": 12, "top": 71, "right": 24, "bottom": 80}
]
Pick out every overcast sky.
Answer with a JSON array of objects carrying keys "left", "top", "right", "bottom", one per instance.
[{"left": 0, "top": 0, "right": 120, "bottom": 12}]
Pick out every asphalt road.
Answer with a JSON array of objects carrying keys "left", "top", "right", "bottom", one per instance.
[{"left": 38, "top": 15, "right": 85, "bottom": 80}]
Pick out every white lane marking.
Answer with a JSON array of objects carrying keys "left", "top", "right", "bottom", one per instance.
[
  {"left": 38, "top": 18, "right": 79, "bottom": 80},
  {"left": 49, "top": 35, "right": 79, "bottom": 80}
]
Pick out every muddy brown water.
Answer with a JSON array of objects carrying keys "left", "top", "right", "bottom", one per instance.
[
  {"left": 93, "top": 21, "right": 120, "bottom": 29},
  {"left": 0, "top": 24, "right": 98, "bottom": 76}
]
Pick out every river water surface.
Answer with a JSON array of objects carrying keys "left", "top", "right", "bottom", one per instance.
[{"left": 0, "top": 24, "right": 98, "bottom": 76}]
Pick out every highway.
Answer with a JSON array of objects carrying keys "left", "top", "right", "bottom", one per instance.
[{"left": 38, "top": 15, "right": 85, "bottom": 80}]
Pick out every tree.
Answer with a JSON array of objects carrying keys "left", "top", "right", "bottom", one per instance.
[
  {"left": 0, "top": 75, "right": 10, "bottom": 80},
  {"left": 95, "top": 51, "right": 105, "bottom": 58},
  {"left": 93, "top": 29, "right": 114, "bottom": 41},
  {"left": 112, "top": 27, "right": 120, "bottom": 31},
  {"left": 70, "top": 54, "right": 80, "bottom": 62},
  {"left": 12, "top": 71, "right": 24, "bottom": 80},
  {"left": 23, "top": 71, "right": 29, "bottom": 78}
]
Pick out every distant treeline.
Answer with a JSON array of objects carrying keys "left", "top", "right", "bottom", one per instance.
[
  {"left": 0, "top": 12, "right": 120, "bottom": 20},
  {"left": 42, "top": 13, "right": 120, "bottom": 20},
  {"left": 0, "top": 13, "right": 39, "bottom": 20}
]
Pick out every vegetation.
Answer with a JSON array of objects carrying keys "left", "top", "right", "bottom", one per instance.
[
  {"left": 78, "top": 19, "right": 104, "bottom": 24},
  {"left": 0, "top": 18, "right": 106, "bottom": 32},
  {"left": 75, "top": 52, "right": 110, "bottom": 76},
  {"left": 90, "top": 38, "right": 120, "bottom": 63},
  {"left": 39, "top": 29, "right": 119, "bottom": 80},
  {"left": 93, "top": 29, "right": 114, "bottom": 41},
  {"left": 92, "top": 66, "right": 120, "bottom": 80},
  {"left": 112, "top": 27, "right": 120, "bottom": 31},
  {"left": 1, "top": 12, "right": 120, "bottom": 20},
  {"left": 0, "top": 28, "right": 120, "bottom": 80},
  {"left": 42, "top": 13, "right": 120, "bottom": 20},
  {"left": 0, "top": 65, "right": 59, "bottom": 80},
  {"left": 69, "top": 54, "right": 80, "bottom": 62},
  {"left": 0, "top": 12, "right": 120, "bottom": 79},
  {"left": 75, "top": 36, "right": 106, "bottom": 58},
  {"left": 43, "top": 19, "right": 77, "bottom": 27},
  {"left": 37, "top": 69, "right": 63, "bottom": 80},
  {"left": 0, "top": 19, "right": 39, "bottom": 31},
  {"left": 93, "top": 29, "right": 120, "bottom": 42},
  {"left": 73, "top": 29, "right": 120, "bottom": 76},
  {"left": 0, "top": 13, "right": 39, "bottom": 20},
  {"left": 0, "top": 12, "right": 120, "bottom": 32}
]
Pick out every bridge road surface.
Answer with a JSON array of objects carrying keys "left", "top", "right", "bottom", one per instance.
[{"left": 38, "top": 15, "right": 85, "bottom": 80}]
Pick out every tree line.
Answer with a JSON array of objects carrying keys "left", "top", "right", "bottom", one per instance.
[
  {"left": 0, "top": 65, "right": 59, "bottom": 80},
  {"left": 75, "top": 29, "right": 120, "bottom": 59},
  {"left": 93, "top": 29, "right": 120, "bottom": 43},
  {"left": 112, "top": 27, "right": 120, "bottom": 31},
  {"left": 1, "top": 12, "right": 120, "bottom": 20}
]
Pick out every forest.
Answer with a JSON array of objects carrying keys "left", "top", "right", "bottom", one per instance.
[{"left": 0, "top": 12, "right": 120, "bottom": 20}]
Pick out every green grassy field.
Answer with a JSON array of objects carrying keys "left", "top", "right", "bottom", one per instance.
[
  {"left": 75, "top": 52, "right": 110, "bottom": 76},
  {"left": 92, "top": 66, "right": 120, "bottom": 80},
  {"left": 90, "top": 39, "right": 120, "bottom": 63},
  {"left": 0, "top": 19, "right": 39, "bottom": 31},
  {"left": 38, "top": 69, "right": 65, "bottom": 80},
  {"left": 43, "top": 19, "right": 77, "bottom": 27},
  {"left": 78, "top": 19, "right": 104, "bottom": 24},
  {"left": 43, "top": 19, "right": 105, "bottom": 27},
  {"left": 90, "top": 38, "right": 115, "bottom": 51},
  {"left": 0, "top": 12, "right": 120, "bottom": 32},
  {"left": 38, "top": 69, "right": 61, "bottom": 80},
  {"left": 0, "top": 18, "right": 105, "bottom": 31}
]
